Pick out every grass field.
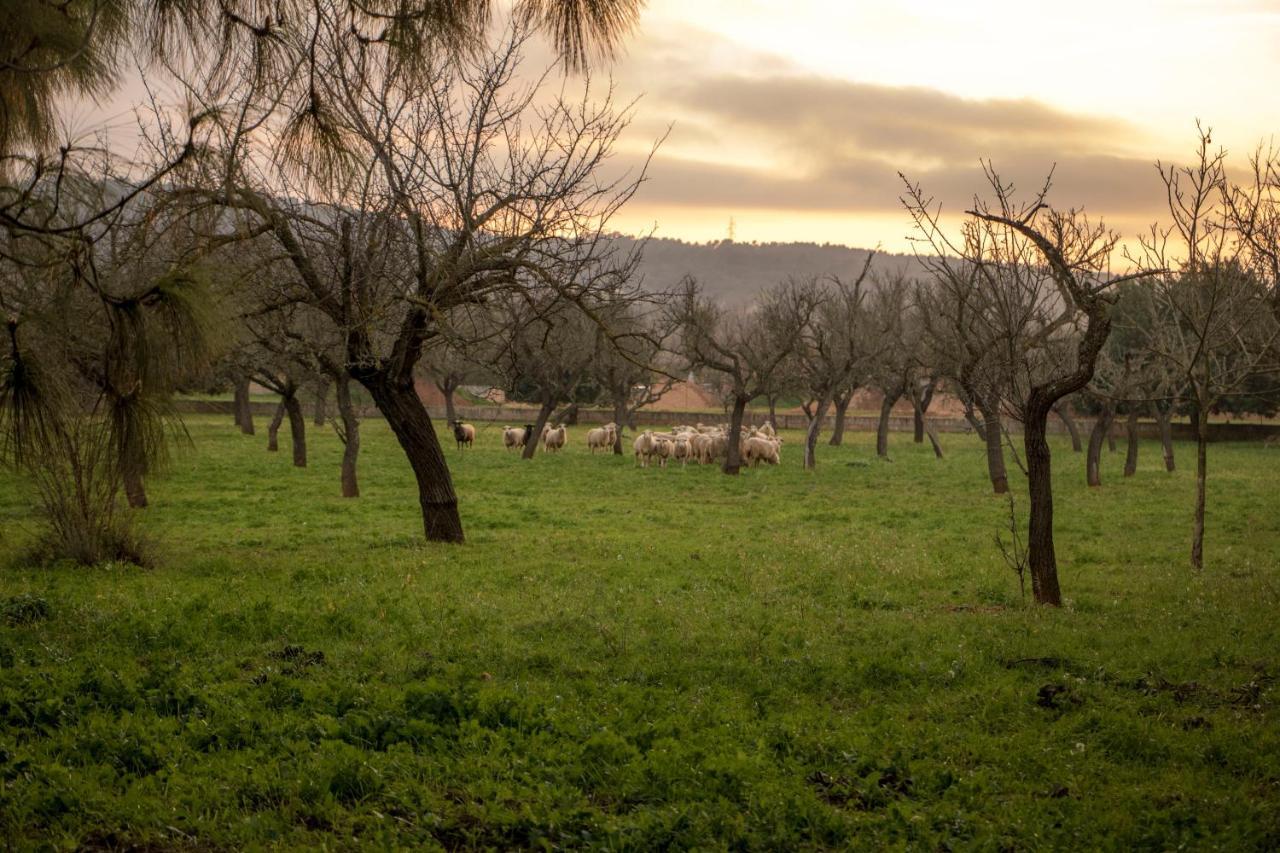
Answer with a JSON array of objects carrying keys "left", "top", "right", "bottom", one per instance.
[{"left": 1, "top": 416, "right": 1278, "bottom": 849}]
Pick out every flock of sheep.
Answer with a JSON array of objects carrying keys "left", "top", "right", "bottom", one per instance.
[{"left": 449, "top": 419, "right": 785, "bottom": 467}]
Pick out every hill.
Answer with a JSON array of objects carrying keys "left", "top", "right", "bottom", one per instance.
[{"left": 614, "top": 235, "right": 923, "bottom": 302}]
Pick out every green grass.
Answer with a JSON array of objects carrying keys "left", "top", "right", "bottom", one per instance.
[{"left": 1, "top": 417, "right": 1278, "bottom": 849}]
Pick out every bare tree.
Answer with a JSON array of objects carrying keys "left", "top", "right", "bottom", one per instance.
[
  {"left": 903, "top": 165, "right": 1154, "bottom": 605},
  {"left": 185, "top": 23, "right": 651, "bottom": 541},
  {"left": 1136, "top": 128, "right": 1280, "bottom": 569},
  {"left": 671, "top": 278, "right": 819, "bottom": 474},
  {"left": 791, "top": 259, "right": 875, "bottom": 469}
]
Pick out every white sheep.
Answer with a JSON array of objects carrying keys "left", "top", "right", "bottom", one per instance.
[{"left": 543, "top": 424, "right": 567, "bottom": 452}]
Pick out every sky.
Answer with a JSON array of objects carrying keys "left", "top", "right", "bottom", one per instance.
[
  {"left": 574, "top": 0, "right": 1280, "bottom": 251},
  {"left": 74, "top": 0, "right": 1280, "bottom": 254}
]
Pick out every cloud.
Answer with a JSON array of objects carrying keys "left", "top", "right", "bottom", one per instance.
[{"left": 599, "top": 28, "right": 1170, "bottom": 229}]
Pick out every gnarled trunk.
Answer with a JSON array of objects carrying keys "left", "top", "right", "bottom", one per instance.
[
  {"left": 611, "top": 399, "right": 627, "bottom": 455},
  {"left": 522, "top": 398, "right": 556, "bottom": 460},
  {"left": 1054, "top": 403, "right": 1082, "bottom": 452},
  {"left": 285, "top": 395, "right": 307, "bottom": 468},
  {"left": 236, "top": 377, "right": 255, "bottom": 435},
  {"left": 876, "top": 391, "right": 900, "bottom": 457},
  {"left": 979, "top": 398, "right": 1008, "bottom": 494},
  {"left": 828, "top": 390, "right": 853, "bottom": 446},
  {"left": 1156, "top": 406, "right": 1176, "bottom": 471},
  {"left": 267, "top": 401, "right": 285, "bottom": 452},
  {"left": 313, "top": 381, "right": 328, "bottom": 426},
  {"left": 912, "top": 381, "right": 935, "bottom": 443},
  {"left": 1086, "top": 404, "right": 1113, "bottom": 487},
  {"left": 336, "top": 375, "right": 360, "bottom": 498},
  {"left": 1191, "top": 406, "right": 1208, "bottom": 570},
  {"left": 1123, "top": 409, "right": 1139, "bottom": 477},
  {"left": 723, "top": 394, "right": 748, "bottom": 475},
  {"left": 804, "top": 398, "right": 829, "bottom": 469},
  {"left": 356, "top": 371, "right": 463, "bottom": 543},
  {"left": 439, "top": 382, "right": 458, "bottom": 426},
  {"left": 1024, "top": 411, "right": 1062, "bottom": 606}
]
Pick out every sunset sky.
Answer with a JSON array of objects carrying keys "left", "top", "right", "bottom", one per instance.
[
  {"left": 579, "top": 0, "right": 1280, "bottom": 250},
  {"left": 77, "top": 0, "right": 1280, "bottom": 253}
]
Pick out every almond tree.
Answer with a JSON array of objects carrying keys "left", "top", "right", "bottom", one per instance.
[
  {"left": 1136, "top": 129, "right": 1280, "bottom": 569},
  {"left": 671, "top": 277, "right": 819, "bottom": 474},
  {"left": 903, "top": 165, "right": 1154, "bottom": 605},
  {"left": 186, "top": 23, "right": 650, "bottom": 541}
]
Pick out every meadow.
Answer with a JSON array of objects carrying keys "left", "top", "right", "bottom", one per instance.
[{"left": 1, "top": 416, "right": 1278, "bottom": 849}]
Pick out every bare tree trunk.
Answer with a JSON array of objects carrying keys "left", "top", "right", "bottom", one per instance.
[
  {"left": 804, "top": 398, "right": 829, "bottom": 469},
  {"left": 912, "top": 381, "right": 935, "bottom": 443},
  {"left": 356, "top": 372, "right": 463, "bottom": 543},
  {"left": 336, "top": 375, "right": 360, "bottom": 498},
  {"left": 554, "top": 401, "right": 580, "bottom": 425},
  {"left": 1086, "top": 403, "right": 1113, "bottom": 487},
  {"left": 1024, "top": 410, "right": 1063, "bottom": 606},
  {"left": 611, "top": 399, "right": 626, "bottom": 455},
  {"left": 1107, "top": 431, "right": 1117, "bottom": 453},
  {"left": 313, "top": 381, "right": 328, "bottom": 426},
  {"left": 828, "top": 390, "right": 853, "bottom": 446},
  {"left": 723, "top": 395, "right": 748, "bottom": 475},
  {"left": 236, "top": 377, "right": 255, "bottom": 435},
  {"left": 767, "top": 395, "right": 779, "bottom": 431},
  {"left": 285, "top": 395, "right": 307, "bottom": 468},
  {"left": 1123, "top": 408, "right": 1139, "bottom": 477},
  {"left": 876, "top": 392, "right": 900, "bottom": 457},
  {"left": 979, "top": 398, "right": 1008, "bottom": 494},
  {"left": 522, "top": 399, "right": 556, "bottom": 460},
  {"left": 1191, "top": 405, "right": 1208, "bottom": 570},
  {"left": 1054, "top": 403, "right": 1082, "bottom": 452},
  {"left": 267, "top": 401, "right": 285, "bottom": 452},
  {"left": 439, "top": 382, "right": 458, "bottom": 426},
  {"left": 1156, "top": 406, "right": 1176, "bottom": 472},
  {"left": 925, "top": 427, "right": 944, "bottom": 459}
]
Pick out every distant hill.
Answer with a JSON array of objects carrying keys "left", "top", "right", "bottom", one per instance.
[{"left": 610, "top": 236, "right": 924, "bottom": 303}]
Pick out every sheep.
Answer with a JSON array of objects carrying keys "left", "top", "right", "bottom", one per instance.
[
  {"left": 758, "top": 421, "right": 777, "bottom": 438},
  {"left": 672, "top": 434, "right": 692, "bottom": 466},
  {"left": 521, "top": 424, "right": 535, "bottom": 449},
  {"left": 633, "top": 430, "right": 656, "bottom": 467},
  {"left": 744, "top": 435, "right": 781, "bottom": 467},
  {"left": 586, "top": 423, "right": 617, "bottom": 453},
  {"left": 543, "top": 424, "right": 567, "bottom": 452},
  {"left": 652, "top": 434, "right": 674, "bottom": 467},
  {"left": 502, "top": 426, "right": 524, "bottom": 450},
  {"left": 450, "top": 420, "right": 475, "bottom": 450}
]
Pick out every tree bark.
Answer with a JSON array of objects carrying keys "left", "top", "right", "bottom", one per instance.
[
  {"left": 925, "top": 427, "right": 944, "bottom": 459},
  {"left": 611, "top": 399, "right": 626, "bottom": 455},
  {"left": 236, "top": 377, "right": 255, "bottom": 435},
  {"left": 767, "top": 395, "right": 778, "bottom": 431},
  {"left": 522, "top": 399, "right": 556, "bottom": 460},
  {"left": 336, "top": 375, "right": 360, "bottom": 498},
  {"left": 284, "top": 395, "right": 307, "bottom": 468},
  {"left": 1054, "top": 403, "right": 1082, "bottom": 452},
  {"left": 1191, "top": 406, "right": 1208, "bottom": 570},
  {"left": 556, "top": 401, "right": 580, "bottom": 425},
  {"left": 1024, "top": 411, "right": 1063, "bottom": 606},
  {"left": 912, "top": 381, "right": 935, "bottom": 443},
  {"left": 1156, "top": 406, "right": 1176, "bottom": 472},
  {"left": 267, "top": 401, "right": 285, "bottom": 452},
  {"left": 1086, "top": 403, "right": 1113, "bottom": 487},
  {"left": 356, "top": 371, "right": 463, "bottom": 543},
  {"left": 439, "top": 382, "right": 458, "bottom": 426},
  {"left": 979, "top": 397, "right": 1008, "bottom": 494},
  {"left": 313, "top": 381, "right": 328, "bottom": 426},
  {"left": 828, "top": 390, "right": 853, "bottom": 446},
  {"left": 723, "top": 394, "right": 748, "bottom": 475},
  {"left": 1123, "top": 409, "right": 1139, "bottom": 477},
  {"left": 804, "top": 398, "right": 829, "bottom": 469},
  {"left": 1107, "top": 431, "right": 1117, "bottom": 453},
  {"left": 876, "top": 392, "right": 900, "bottom": 457}
]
